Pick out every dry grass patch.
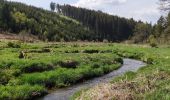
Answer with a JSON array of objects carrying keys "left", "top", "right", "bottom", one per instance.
[{"left": 75, "top": 70, "right": 170, "bottom": 100}]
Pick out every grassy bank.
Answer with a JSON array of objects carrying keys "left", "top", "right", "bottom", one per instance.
[
  {"left": 73, "top": 44, "right": 170, "bottom": 100},
  {"left": 0, "top": 41, "right": 123, "bottom": 99}
]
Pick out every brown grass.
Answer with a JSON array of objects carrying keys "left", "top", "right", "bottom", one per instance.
[
  {"left": 75, "top": 71, "right": 170, "bottom": 100},
  {"left": 0, "top": 32, "right": 39, "bottom": 42}
]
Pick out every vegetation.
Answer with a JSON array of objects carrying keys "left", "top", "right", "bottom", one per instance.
[
  {"left": 0, "top": 0, "right": 95, "bottom": 41},
  {"left": 72, "top": 44, "right": 170, "bottom": 100},
  {"left": 0, "top": 41, "right": 124, "bottom": 99},
  {"left": 0, "top": 0, "right": 169, "bottom": 100},
  {"left": 0, "top": 0, "right": 169, "bottom": 44}
]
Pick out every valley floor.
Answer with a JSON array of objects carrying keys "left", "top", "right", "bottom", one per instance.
[
  {"left": 0, "top": 40, "right": 169, "bottom": 100},
  {"left": 73, "top": 43, "right": 170, "bottom": 100}
]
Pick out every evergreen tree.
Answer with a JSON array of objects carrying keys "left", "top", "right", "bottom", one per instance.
[{"left": 50, "top": 2, "right": 56, "bottom": 11}]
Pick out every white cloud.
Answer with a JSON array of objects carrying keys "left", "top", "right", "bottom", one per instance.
[
  {"left": 74, "top": 0, "right": 127, "bottom": 9},
  {"left": 73, "top": 0, "right": 161, "bottom": 24},
  {"left": 129, "top": 5, "right": 160, "bottom": 23}
]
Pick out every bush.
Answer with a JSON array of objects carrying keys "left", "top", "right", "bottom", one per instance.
[
  {"left": 65, "top": 50, "right": 79, "bottom": 53},
  {"left": 58, "top": 60, "right": 79, "bottom": 68},
  {"left": 150, "top": 43, "right": 158, "bottom": 48},
  {"left": 114, "top": 57, "right": 123, "bottom": 64},
  {"left": 7, "top": 42, "right": 21, "bottom": 48},
  {"left": 146, "top": 58, "right": 154, "bottom": 64},
  {"left": 21, "top": 62, "right": 54, "bottom": 73},
  {"left": 42, "top": 48, "right": 51, "bottom": 53},
  {"left": 83, "top": 49, "right": 99, "bottom": 54}
]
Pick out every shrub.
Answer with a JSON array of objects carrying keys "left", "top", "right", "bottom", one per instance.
[
  {"left": 58, "top": 60, "right": 79, "bottom": 68},
  {"left": 65, "top": 50, "right": 79, "bottom": 53},
  {"left": 42, "top": 48, "right": 51, "bottom": 53},
  {"left": 114, "top": 57, "right": 123, "bottom": 64},
  {"left": 150, "top": 43, "right": 158, "bottom": 48},
  {"left": 91, "top": 63, "right": 100, "bottom": 69},
  {"left": 7, "top": 42, "right": 21, "bottom": 48},
  {"left": 100, "top": 50, "right": 112, "bottom": 53},
  {"left": 0, "top": 71, "right": 11, "bottom": 85},
  {"left": 21, "top": 62, "right": 54, "bottom": 73},
  {"left": 83, "top": 49, "right": 99, "bottom": 54},
  {"left": 146, "top": 58, "right": 154, "bottom": 64}
]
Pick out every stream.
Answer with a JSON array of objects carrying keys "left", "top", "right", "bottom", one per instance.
[{"left": 42, "top": 59, "right": 146, "bottom": 100}]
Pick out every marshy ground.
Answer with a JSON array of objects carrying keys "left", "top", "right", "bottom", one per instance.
[{"left": 0, "top": 40, "right": 169, "bottom": 100}]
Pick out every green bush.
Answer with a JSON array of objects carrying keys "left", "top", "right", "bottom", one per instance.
[
  {"left": 58, "top": 60, "right": 79, "bottom": 68},
  {"left": 114, "top": 57, "right": 123, "bottom": 64},
  {"left": 7, "top": 42, "right": 21, "bottom": 48},
  {"left": 150, "top": 43, "right": 158, "bottom": 48},
  {"left": 83, "top": 49, "right": 99, "bottom": 54},
  {"left": 20, "top": 62, "right": 54, "bottom": 73}
]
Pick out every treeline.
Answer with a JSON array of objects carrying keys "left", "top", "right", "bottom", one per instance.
[
  {"left": 131, "top": 15, "right": 170, "bottom": 44},
  {"left": 56, "top": 4, "right": 138, "bottom": 42},
  {"left": 0, "top": 0, "right": 169, "bottom": 43},
  {"left": 152, "top": 15, "right": 170, "bottom": 44},
  {"left": 55, "top": 4, "right": 169, "bottom": 43},
  {"left": 0, "top": 0, "right": 95, "bottom": 41}
]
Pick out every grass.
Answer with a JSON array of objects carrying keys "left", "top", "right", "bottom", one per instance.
[
  {"left": 1, "top": 41, "right": 169, "bottom": 99},
  {"left": 73, "top": 43, "right": 170, "bottom": 100},
  {"left": 0, "top": 41, "right": 123, "bottom": 99}
]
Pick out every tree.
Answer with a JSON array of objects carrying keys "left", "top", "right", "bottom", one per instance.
[
  {"left": 159, "top": 0, "right": 170, "bottom": 11},
  {"left": 56, "top": 4, "right": 61, "bottom": 13},
  {"left": 50, "top": 2, "right": 55, "bottom": 11},
  {"left": 132, "top": 23, "right": 152, "bottom": 43},
  {"left": 154, "top": 16, "right": 166, "bottom": 37}
]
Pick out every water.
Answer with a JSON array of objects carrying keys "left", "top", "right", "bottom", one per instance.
[{"left": 42, "top": 59, "right": 146, "bottom": 100}]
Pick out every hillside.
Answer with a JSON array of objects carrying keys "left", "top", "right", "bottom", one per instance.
[
  {"left": 0, "top": 0, "right": 146, "bottom": 42},
  {"left": 0, "top": 0, "right": 95, "bottom": 42},
  {"left": 56, "top": 4, "right": 170, "bottom": 44},
  {"left": 57, "top": 4, "right": 138, "bottom": 42}
]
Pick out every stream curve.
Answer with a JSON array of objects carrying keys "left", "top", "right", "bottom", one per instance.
[{"left": 42, "top": 59, "right": 146, "bottom": 100}]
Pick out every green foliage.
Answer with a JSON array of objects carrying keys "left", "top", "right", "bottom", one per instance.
[
  {"left": 7, "top": 42, "right": 21, "bottom": 48},
  {"left": 0, "top": 1, "right": 95, "bottom": 41},
  {"left": 148, "top": 35, "right": 158, "bottom": 48},
  {"left": 20, "top": 62, "right": 54, "bottom": 73},
  {"left": 0, "top": 41, "right": 124, "bottom": 99},
  {"left": 74, "top": 43, "right": 170, "bottom": 100},
  {"left": 0, "top": 85, "right": 47, "bottom": 100},
  {"left": 50, "top": 2, "right": 55, "bottom": 11},
  {"left": 131, "top": 22, "right": 152, "bottom": 43},
  {"left": 57, "top": 4, "right": 138, "bottom": 42}
]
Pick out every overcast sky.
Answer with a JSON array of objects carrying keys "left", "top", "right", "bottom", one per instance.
[{"left": 7, "top": 0, "right": 161, "bottom": 24}]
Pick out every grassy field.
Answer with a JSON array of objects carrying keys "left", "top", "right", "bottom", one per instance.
[
  {"left": 0, "top": 40, "right": 124, "bottom": 99},
  {"left": 0, "top": 40, "right": 169, "bottom": 100},
  {"left": 73, "top": 44, "right": 170, "bottom": 100}
]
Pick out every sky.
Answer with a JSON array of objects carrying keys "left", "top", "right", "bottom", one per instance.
[{"left": 7, "top": 0, "right": 162, "bottom": 24}]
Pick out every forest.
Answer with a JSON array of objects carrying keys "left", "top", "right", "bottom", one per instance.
[
  {"left": 0, "top": 0, "right": 169, "bottom": 43},
  {"left": 55, "top": 4, "right": 170, "bottom": 44},
  {"left": 0, "top": 0, "right": 163, "bottom": 43},
  {"left": 0, "top": 0, "right": 95, "bottom": 41}
]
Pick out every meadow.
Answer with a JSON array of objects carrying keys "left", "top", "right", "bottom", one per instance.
[
  {"left": 0, "top": 40, "right": 169, "bottom": 100},
  {"left": 73, "top": 43, "right": 170, "bottom": 100},
  {"left": 0, "top": 41, "right": 123, "bottom": 99}
]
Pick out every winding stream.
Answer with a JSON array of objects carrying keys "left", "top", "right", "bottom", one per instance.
[{"left": 42, "top": 59, "right": 146, "bottom": 100}]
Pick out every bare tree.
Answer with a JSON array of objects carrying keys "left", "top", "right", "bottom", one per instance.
[{"left": 159, "top": 0, "right": 170, "bottom": 11}]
